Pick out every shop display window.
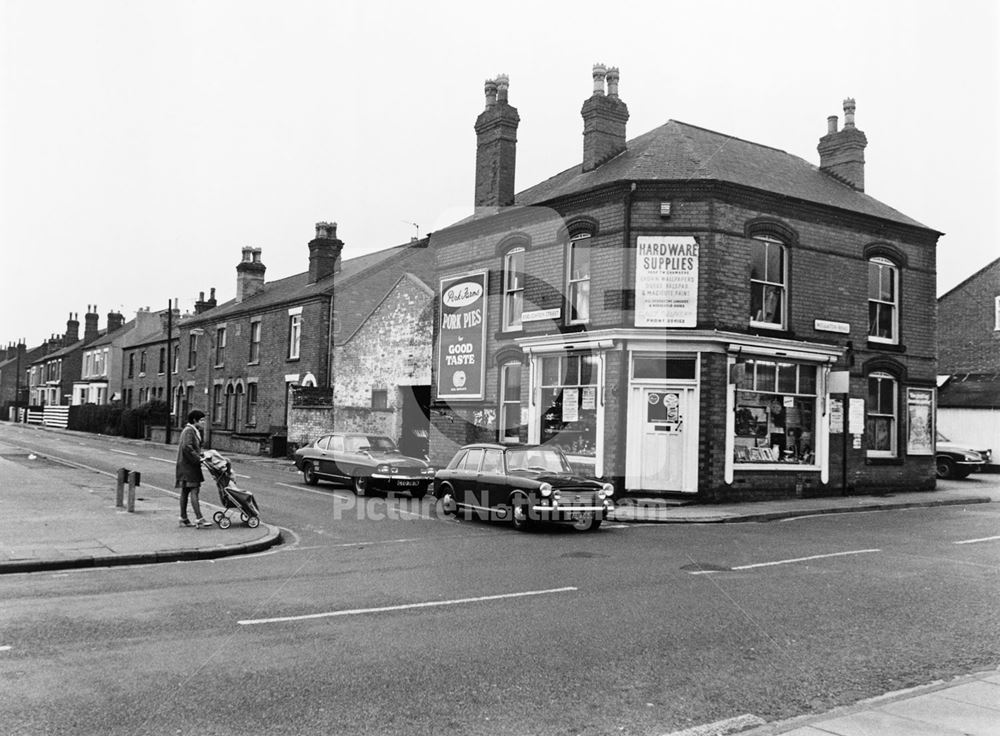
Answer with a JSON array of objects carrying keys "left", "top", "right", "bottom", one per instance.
[
  {"left": 539, "top": 354, "right": 599, "bottom": 458},
  {"left": 734, "top": 359, "right": 817, "bottom": 465}
]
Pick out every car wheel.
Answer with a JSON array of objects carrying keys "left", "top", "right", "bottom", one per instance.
[
  {"left": 353, "top": 474, "right": 368, "bottom": 496},
  {"left": 302, "top": 462, "right": 319, "bottom": 486},
  {"left": 936, "top": 457, "right": 956, "bottom": 480},
  {"left": 570, "top": 511, "right": 597, "bottom": 532},
  {"left": 511, "top": 500, "right": 532, "bottom": 532},
  {"left": 437, "top": 485, "right": 458, "bottom": 516}
]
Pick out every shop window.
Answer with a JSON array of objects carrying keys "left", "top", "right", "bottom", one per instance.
[
  {"left": 866, "top": 371, "right": 897, "bottom": 457},
  {"left": 567, "top": 234, "right": 591, "bottom": 324},
  {"left": 499, "top": 362, "right": 522, "bottom": 443},
  {"left": 733, "top": 359, "right": 817, "bottom": 465},
  {"left": 539, "top": 354, "right": 599, "bottom": 458},
  {"left": 750, "top": 236, "right": 786, "bottom": 329},
  {"left": 502, "top": 248, "right": 525, "bottom": 331},
  {"left": 868, "top": 257, "right": 898, "bottom": 343}
]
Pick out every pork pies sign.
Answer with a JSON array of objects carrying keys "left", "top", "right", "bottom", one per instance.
[{"left": 437, "top": 270, "right": 488, "bottom": 400}]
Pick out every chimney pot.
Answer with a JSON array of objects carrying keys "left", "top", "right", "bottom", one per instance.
[
  {"left": 496, "top": 74, "right": 509, "bottom": 103},
  {"left": 592, "top": 63, "right": 607, "bottom": 95},
  {"left": 843, "top": 97, "right": 856, "bottom": 128},
  {"left": 606, "top": 67, "right": 620, "bottom": 98},
  {"left": 484, "top": 78, "right": 498, "bottom": 108},
  {"left": 315, "top": 221, "right": 338, "bottom": 240},
  {"left": 827, "top": 115, "right": 838, "bottom": 134}
]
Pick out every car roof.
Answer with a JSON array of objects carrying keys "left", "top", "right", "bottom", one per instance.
[{"left": 458, "top": 443, "right": 548, "bottom": 451}]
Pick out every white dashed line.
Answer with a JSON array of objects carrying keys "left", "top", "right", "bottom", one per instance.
[
  {"left": 238, "top": 586, "right": 578, "bottom": 625},
  {"left": 147, "top": 456, "right": 173, "bottom": 464},
  {"left": 109, "top": 449, "right": 138, "bottom": 456},
  {"left": 954, "top": 535, "right": 1000, "bottom": 545},
  {"left": 0, "top": 646, "right": 11, "bottom": 652},
  {"left": 731, "top": 548, "right": 881, "bottom": 570}
]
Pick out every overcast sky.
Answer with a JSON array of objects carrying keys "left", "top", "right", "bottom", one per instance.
[{"left": 2, "top": 0, "right": 997, "bottom": 347}]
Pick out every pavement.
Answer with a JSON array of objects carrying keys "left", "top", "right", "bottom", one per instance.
[{"left": 2, "top": 427, "right": 999, "bottom": 735}]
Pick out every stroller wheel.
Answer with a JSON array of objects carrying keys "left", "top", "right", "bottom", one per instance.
[
  {"left": 213, "top": 511, "right": 225, "bottom": 525},
  {"left": 218, "top": 516, "right": 232, "bottom": 530},
  {"left": 247, "top": 516, "right": 260, "bottom": 529},
  {"left": 240, "top": 512, "right": 249, "bottom": 523}
]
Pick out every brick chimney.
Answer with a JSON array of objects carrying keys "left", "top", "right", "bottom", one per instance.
[
  {"left": 64, "top": 312, "right": 80, "bottom": 346},
  {"left": 107, "top": 310, "right": 125, "bottom": 333},
  {"left": 308, "top": 222, "right": 343, "bottom": 283},
  {"left": 474, "top": 74, "right": 520, "bottom": 208},
  {"left": 582, "top": 64, "right": 629, "bottom": 172},
  {"left": 236, "top": 248, "right": 266, "bottom": 303},
  {"left": 818, "top": 98, "right": 868, "bottom": 191},
  {"left": 83, "top": 305, "right": 100, "bottom": 343}
]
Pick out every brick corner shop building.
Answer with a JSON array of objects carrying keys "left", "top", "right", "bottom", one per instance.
[{"left": 428, "top": 67, "right": 939, "bottom": 502}]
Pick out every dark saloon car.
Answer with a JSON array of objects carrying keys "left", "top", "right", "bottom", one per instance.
[
  {"left": 936, "top": 431, "right": 992, "bottom": 479},
  {"left": 434, "top": 443, "right": 614, "bottom": 531},
  {"left": 293, "top": 433, "right": 435, "bottom": 497}
]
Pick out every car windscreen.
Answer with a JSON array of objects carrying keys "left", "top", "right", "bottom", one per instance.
[
  {"left": 506, "top": 448, "right": 570, "bottom": 474},
  {"left": 366, "top": 436, "right": 397, "bottom": 452}
]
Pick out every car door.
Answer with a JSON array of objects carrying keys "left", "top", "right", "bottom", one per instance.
[
  {"left": 324, "top": 435, "right": 345, "bottom": 478},
  {"left": 456, "top": 448, "right": 484, "bottom": 511},
  {"left": 476, "top": 449, "right": 507, "bottom": 513},
  {"left": 311, "top": 436, "right": 332, "bottom": 477}
]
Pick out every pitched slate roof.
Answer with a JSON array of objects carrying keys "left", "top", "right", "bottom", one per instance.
[
  {"left": 185, "top": 241, "right": 422, "bottom": 327},
  {"left": 938, "top": 374, "right": 1000, "bottom": 409},
  {"left": 938, "top": 257, "right": 1000, "bottom": 302},
  {"left": 515, "top": 120, "right": 931, "bottom": 230}
]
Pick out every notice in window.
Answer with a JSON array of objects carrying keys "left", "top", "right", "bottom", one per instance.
[
  {"left": 635, "top": 236, "right": 699, "bottom": 327},
  {"left": 562, "top": 388, "right": 579, "bottom": 422},
  {"left": 581, "top": 386, "right": 596, "bottom": 411},
  {"left": 906, "top": 388, "right": 934, "bottom": 455}
]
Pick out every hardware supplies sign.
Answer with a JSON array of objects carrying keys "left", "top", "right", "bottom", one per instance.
[
  {"left": 635, "top": 236, "right": 699, "bottom": 327},
  {"left": 437, "top": 270, "right": 488, "bottom": 401}
]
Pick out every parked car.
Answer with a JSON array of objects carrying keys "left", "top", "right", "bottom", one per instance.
[
  {"left": 434, "top": 443, "right": 614, "bottom": 531},
  {"left": 935, "top": 431, "right": 992, "bottom": 479},
  {"left": 293, "top": 433, "right": 435, "bottom": 497}
]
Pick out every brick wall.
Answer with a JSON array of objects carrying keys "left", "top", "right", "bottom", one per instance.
[{"left": 938, "top": 259, "right": 1000, "bottom": 373}]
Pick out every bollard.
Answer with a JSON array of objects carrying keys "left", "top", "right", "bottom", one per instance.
[
  {"left": 126, "top": 470, "right": 141, "bottom": 513},
  {"left": 116, "top": 468, "right": 128, "bottom": 508}
]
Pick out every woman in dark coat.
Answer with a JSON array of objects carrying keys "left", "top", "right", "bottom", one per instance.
[{"left": 175, "top": 410, "right": 212, "bottom": 527}]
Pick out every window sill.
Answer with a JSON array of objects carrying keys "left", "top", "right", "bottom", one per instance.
[
  {"left": 866, "top": 341, "right": 906, "bottom": 353},
  {"left": 735, "top": 464, "right": 821, "bottom": 471},
  {"left": 286, "top": 357, "right": 300, "bottom": 363},
  {"left": 247, "top": 360, "right": 260, "bottom": 366}
]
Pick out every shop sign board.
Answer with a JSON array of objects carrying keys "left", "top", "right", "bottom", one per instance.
[
  {"left": 437, "top": 270, "right": 488, "bottom": 401},
  {"left": 635, "top": 236, "right": 699, "bottom": 327}
]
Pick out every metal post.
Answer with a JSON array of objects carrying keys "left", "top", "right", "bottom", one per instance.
[
  {"left": 165, "top": 300, "right": 173, "bottom": 445},
  {"left": 126, "top": 470, "right": 140, "bottom": 512},
  {"left": 13, "top": 342, "right": 21, "bottom": 423},
  {"left": 116, "top": 467, "right": 128, "bottom": 507}
]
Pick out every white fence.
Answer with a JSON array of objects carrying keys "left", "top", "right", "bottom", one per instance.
[{"left": 42, "top": 406, "right": 69, "bottom": 429}]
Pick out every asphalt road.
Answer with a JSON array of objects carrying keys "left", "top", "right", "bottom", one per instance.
[{"left": 2, "top": 426, "right": 999, "bottom": 735}]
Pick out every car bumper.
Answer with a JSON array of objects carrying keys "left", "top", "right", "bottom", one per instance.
[
  {"left": 530, "top": 502, "right": 613, "bottom": 520},
  {"left": 369, "top": 474, "right": 434, "bottom": 490}
]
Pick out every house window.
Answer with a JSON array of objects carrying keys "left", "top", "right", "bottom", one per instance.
[
  {"left": 750, "top": 236, "right": 786, "bottom": 328},
  {"left": 212, "top": 384, "right": 223, "bottom": 424},
  {"left": 868, "top": 257, "right": 898, "bottom": 343},
  {"left": 139, "top": 351, "right": 147, "bottom": 375},
  {"left": 499, "top": 362, "right": 522, "bottom": 443},
  {"left": 288, "top": 314, "right": 301, "bottom": 360},
  {"left": 84, "top": 353, "right": 94, "bottom": 379},
  {"left": 371, "top": 389, "right": 388, "bottom": 410},
  {"left": 185, "top": 386, "right": 193, "bottom": 417},
  {"left": 158, "top": 347, "right": 166, "bottom": 374},
  {"left": 733, "top": 359, "right": 817, "bottom": 465},
  {"left": 225, "top": 384, "right": 236, "bottom": 430},
  {"left": 246, "top": 382, "right": 258, "bottom": 426},
  {"left": 866, "top": 371, "right": 897, "bottom": 457},
  {"left": 172, "top": 342, "right": 179, "bottom": 374},
  {"left": 567, "top": 234, "right": 591, "bottom": 324},
  {"left": 187, "top": 334, "right": 198, "bottom": 369},
  {"left": 539, "top": 354, "right": 599, "bottom": 458},
  {"left": 249, "top": 320, "right": 261, "bottom": 363},
  {"left": 128, "top": 353, "right": 135, "bottom": 378},
  {"left": 502, "top": 248, "right": 525, "bottom": 331},
  {"left": 215, "top": 327, "right": 226, "bottom": 366},
  {"left": 994, "top": 295, "right": 1000, "bottom": 331}
]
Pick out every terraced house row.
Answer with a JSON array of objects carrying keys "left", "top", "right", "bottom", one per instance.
[{"left": 1, "top": 66, "right": 944, "bottom": 501}]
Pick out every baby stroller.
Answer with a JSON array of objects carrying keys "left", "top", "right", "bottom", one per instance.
[{"left": 201, "top": 449, "right": 262, "bottom": 529}]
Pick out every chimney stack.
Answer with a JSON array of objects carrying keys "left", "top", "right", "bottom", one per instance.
[
  {"left": 83, "top": 305, "right": 99, "bottom": 343},
  {"left": 107, "top": 310, "right": 125, "bottom": 333},
  {"left": 818, "top": 98, "right": 868, "bottom": 191},
  {"left": 236, "top": 248, "right": 266, "bottom": 302},
  {"left": 474, "top": 74, "right": 520, "bottom": 209},
  {"left": 65, "top": 312, "right": 80, "bottom": 346},
  {"left": 308, "top": 222, "right": 344, "bottom": 283},
  {"left": 581, "top": 64, "right": 629, "bottom": 172}
]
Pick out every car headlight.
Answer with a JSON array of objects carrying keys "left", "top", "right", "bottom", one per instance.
[
  {"left": 599, "top": 482, "right": 614, "bottom": 499},
  {"left": 377, "top": 464, "right": 391, "bottom": 473},
  {"left": 421, "top": 467, "right": 435, "bottom": 475},
  {"left": 964, "top": 453, "right": 982, "bottom": 462},
  {"left": 539, "top": 482, "right": 553, "bottom": 498}
]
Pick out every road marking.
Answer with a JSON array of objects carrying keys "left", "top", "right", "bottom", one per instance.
[
  {"left": 276, "top": 481, "right": 354, "bottom": 499},
  {"left": 954, "top": 535, "right": 1000, "bottom": 545},
  {"left": 660, "top": 713, "right": 766, "bottom": 736},
  {"left": 238, "top": 586, "right": 579, "bottom": 625},
  {"left": 732, "top": 548, "right": 881, "bottom": 570},
  {"left": 147, "top": 456, "right": 172, "bottom": 464},
  {"left": 0, "top": 646, "right": 11, "bottom": 652},
  {"left": 110, "top": 449, "right": 138, "bottom": 456}
]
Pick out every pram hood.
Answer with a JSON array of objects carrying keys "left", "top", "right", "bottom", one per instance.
[{"left": 201, "top": 449, "right": 231, "bottom": 476}]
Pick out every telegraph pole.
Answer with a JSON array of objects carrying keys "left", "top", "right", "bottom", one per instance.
[{"left": 165, "top": 300, "right": 173, "bottom": 445}]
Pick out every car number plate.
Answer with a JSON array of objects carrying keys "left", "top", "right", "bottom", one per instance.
[{"left": 396, "top": 480, "right": 419, "bottom": 486}]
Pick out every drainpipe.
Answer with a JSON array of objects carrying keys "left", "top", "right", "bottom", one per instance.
[{"left": 615, "top": 182, "right": 636, "bottom": 492}]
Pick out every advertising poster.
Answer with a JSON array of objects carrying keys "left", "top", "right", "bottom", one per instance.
[
  {"left": 437, "top": 270, "right": 488, "bottom": 400},
  {"left": 906, "top": 388, "right": 934, "bottom": 455},
  {"left": 635, "top": 236, "right": 699, "bottom": 327}
]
